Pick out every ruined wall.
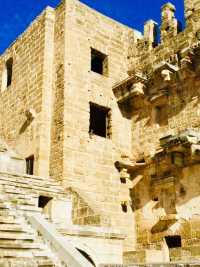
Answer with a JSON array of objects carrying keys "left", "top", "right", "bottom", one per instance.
[
  {"left": 0, "top": 8, "right": 55, "bottom": 177},
  {"left": 128, "top": 2, "right": 200, "bottom": 162},
  {"left": 0, "top": 0, "right": 140, "bottom": 252},
  {"left": 52, "top": 0, "right": 140, "bottom": 251},
  {"left": 119, "top": 0, "right": 200, "bottom": 261},
  {"left": 2, "top": 0, "right": 200, "bottom": 262}
]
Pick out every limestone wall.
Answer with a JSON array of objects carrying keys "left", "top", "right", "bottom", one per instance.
[
  {"left": 53, "top": 0, "right": 139, "bottom": 251},
  {"left": 49, "top": 2, "right": 65, "bottom": 182},
  {"left": 0, "top": 7, "right": 55, "bottom": 177},
  {"left": 120, "top": 0, "right": 200, "bottom": 260},
  {"left": 0, "top": 0, "right": 140, "bottom": 252}
]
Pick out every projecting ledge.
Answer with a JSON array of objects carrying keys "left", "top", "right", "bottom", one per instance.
[
  {"left": 112, "top": 73, "right": 147, "bottom": 105},
  {"left": 115, "top": 160, "right": 146, "bottom": 173}
]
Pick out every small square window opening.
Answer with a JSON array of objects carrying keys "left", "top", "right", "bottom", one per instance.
[{"left": 91, "top": 48, "right": 108, "bottom": 76}]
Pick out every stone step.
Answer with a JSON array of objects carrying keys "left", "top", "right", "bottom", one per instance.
[
  {"left": 17, "top": 194, "right": 37, "bottom": 200},
  {"left": 0, "top": 258, "right": 38, "bottom": 267},
  {"left": 6, "top": 193, "right": 38, "bottom": 202},
  {"left": 0, "top": 175, "right": 62, "bottom": 188},
  {"left": 0, "top": 241, "right": 46, "bottom": 249},
  {"left": 0, "top": 249, "right": 34, "bottom": 258},
  {"left": 4, "top": 189, "right": 37, "bottom": 197},
  {"left": 0, "top": 184, "right": 37, "bottom": 194},
  {"left": 0, "top": 203, "right": 11, "bottom": 209},
  {"left": 33, "top": 251, "right": 53, "bottom": 258},
  {"left": 0, "top": 224, "right": 35, "bottom": 233},
  {"left": 37, "top": 259, "right": 56, "bottom": 267},
  {"left": 0, "top": 215, "right": 16, "bottom": 223},
  {"left": 12, "top": 198, "right": 36, "bottom": 206},
  {"left": 0, "top": 210, "right": 16, "bottom": 216},
  {"left": 2, "top": 181, "right": 62, "bottom": 194},
  {"left": 0, "top": 232, "right": 35, "bottom": 240},
  {"left": 0, "top": 173, "right": 62, "bottom": 184},
  {"left": 16, "top": 205, "right": 42, "bottom": 212}
]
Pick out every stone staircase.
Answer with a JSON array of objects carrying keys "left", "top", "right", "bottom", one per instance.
[
  {"left": 0, "top": 200, "right": 62, "bottom": 267},
  {"left": 0, "top": 172, "right": 66, "bottom": 267},
  {"left": 0, "top": 140, "right": 122, "bottom": 267}
]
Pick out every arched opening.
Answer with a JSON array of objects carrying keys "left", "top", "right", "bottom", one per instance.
[{"left": 76, "top": 248, "right": 96, "bottom": 266}]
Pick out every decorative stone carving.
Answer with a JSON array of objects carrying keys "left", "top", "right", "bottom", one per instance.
[
  {"left": 130, "top": 82, "right": 145, "bottom": 96},
  {"left": 161, "top": 69, "right": 173, "bottom": 81}
]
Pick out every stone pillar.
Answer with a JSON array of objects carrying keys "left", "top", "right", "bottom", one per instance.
[
  {"left": 144, "top": 20, "right": 158, "bottom": 47},
  {"left": 160, "top": 3, "right": 180, "bottom": 43}
]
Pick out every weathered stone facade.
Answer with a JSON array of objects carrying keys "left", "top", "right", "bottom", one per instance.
[{"left": 1, "top": 0, "right": 200, "bottom": 265}]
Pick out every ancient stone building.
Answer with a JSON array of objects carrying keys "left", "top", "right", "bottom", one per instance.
[{"left": 0, "top": 0, "right": 200, "bottom": 265}]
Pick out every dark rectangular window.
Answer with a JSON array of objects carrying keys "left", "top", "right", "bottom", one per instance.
[
  {"left": 89, "top": 103, "right": 111, "bottom": 138},
  {"left": 121, "top": 202, "right": 128, "bottom": 213},
  {"left": 38, "top": 195, "right": 52, "bottom": 209},
  {"left": 26, "top": 155, "right": 34, "bottom": 175},
  {"left": 6, "top": 58, "right": 13, "bottom": 87},
  {"left": 91, "top": 48, "right": 108, "bottom": 76},
  {"left": 165, "top": 236, "right": 182, "bottom": 248}
]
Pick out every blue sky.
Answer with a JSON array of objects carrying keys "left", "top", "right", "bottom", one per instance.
[{"left": 0, "top": 0, "right": 184, "bottom": 54}]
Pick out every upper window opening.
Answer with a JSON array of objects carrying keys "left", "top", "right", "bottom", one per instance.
[
  {"left": 89, "top": 103, "right": 111, "bottom": 138},
  {"left": 1, "top": 57, "right": 13, "bottom": 92},
  {"left": 6, "top": 58, "right": 13, "bottom": 87},
  {"left": 91, "top": 48, "right": 108, "bottom": 76},
  {"left": 26, "top": 155, "right": 34, "bottom": 175}
]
